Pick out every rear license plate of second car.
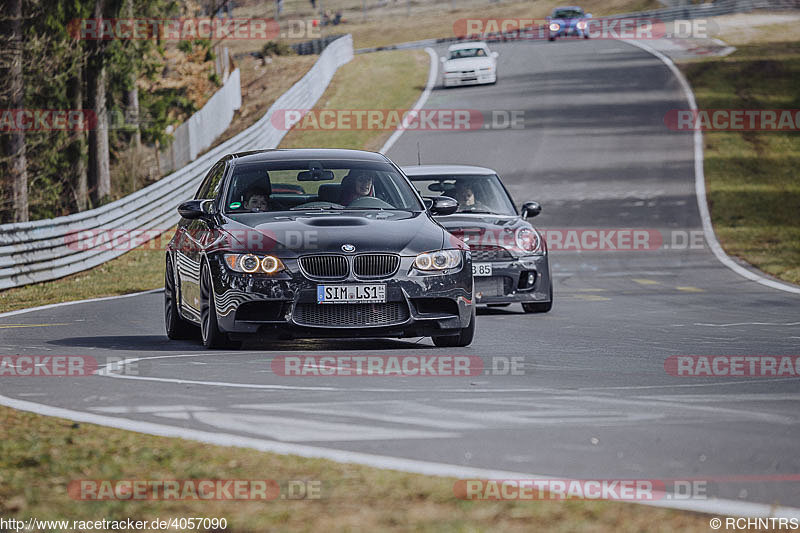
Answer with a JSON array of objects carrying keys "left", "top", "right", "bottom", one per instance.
[{"left": 317, "top": 285, "right": 386, "bottom": 304}]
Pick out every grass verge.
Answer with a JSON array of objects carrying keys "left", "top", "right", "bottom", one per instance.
[
  {"left": 279, "top": 49, "right": 429, "bottom": 152},
  {"left": 0, "top": 246, "right": 166, "bottom": 315},
  {"left": 680, "top": 41, "right": 800, "bottom": 284},
  {"left": 0, "top": 405, "right": 716, "bottom": 532}
]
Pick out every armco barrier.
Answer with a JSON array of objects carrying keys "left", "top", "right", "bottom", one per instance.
[
  {"left": 0, "top": 34, "right": 354, "bottom": 290},
  {"left": 159, "top": 67, "right": 242, "bottom": 174}
]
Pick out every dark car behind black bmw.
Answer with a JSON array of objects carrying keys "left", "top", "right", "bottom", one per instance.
[
  {"left": 165, "top": 149, "right": 476, "bottom": 348},
  {"left": 404, "top": 165, "right": 552, "bottom": 313}
]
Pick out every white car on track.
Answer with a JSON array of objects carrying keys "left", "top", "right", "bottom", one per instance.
[{"left": 441, "top": 42, "right": 498, "bottom": 87}]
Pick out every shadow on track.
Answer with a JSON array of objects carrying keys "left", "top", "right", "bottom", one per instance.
[{"left": 48, "top": 335, "right": 440, "bottom": 352}]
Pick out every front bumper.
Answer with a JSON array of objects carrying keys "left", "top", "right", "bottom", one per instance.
[
  {"left": 551, "top": 27, "right": 588, "bottom": 39},
  {"left": 444, "top": 71, "right": 496, "bottom": 86},
  {"left": 206, "top": 254, "right": 474, "bottom": 338},
  {"left": 472, "top": 254, "right": 551, "bottom": 305}
]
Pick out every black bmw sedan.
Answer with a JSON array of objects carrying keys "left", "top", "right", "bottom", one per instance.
[
  {"left": 165, "top": 149, "right": 475, "bottom": 348},
  {"left": 404, "top": 165, "right": 552, "bottom": 313}
]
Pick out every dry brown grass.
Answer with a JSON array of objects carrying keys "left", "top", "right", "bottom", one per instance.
[{"left": 0, "top": 405, "right": 718, "bottom": 532}]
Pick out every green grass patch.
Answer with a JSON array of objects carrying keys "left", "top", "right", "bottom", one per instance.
[
  {"left": 280, "top": 49, "right": 429, "bottom": 152},
  {"left": 681, "top": 42, "right": 800, "bottom": 284},
  {"left": 0, "top": 405, "right": 715, "bottom": 532}
]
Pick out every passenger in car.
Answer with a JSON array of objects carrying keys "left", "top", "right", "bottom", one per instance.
[{"left": 244, "top": 187, "right": 270, "bottom": 212}]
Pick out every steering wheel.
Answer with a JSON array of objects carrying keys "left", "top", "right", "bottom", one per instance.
[{"left": 347, "top": 196, "right": 394, "bottom": 209}]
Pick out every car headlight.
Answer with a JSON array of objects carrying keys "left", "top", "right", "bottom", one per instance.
[
  {"left": 515, "top": 228, "right": 543, "bottom": 254},
  {"left": 480, "top": 66, "right": 492, "bottom": 71},
  {"left": 223, "top": 253, "right": 285, "bottom": 274},
  {"left": 414, "top": 249, "right": 462, "bottom": 271},
  {"left": 576, "top": 20, "right": 587, "bottom": 29},
  {"left": 549, "top": 23, "right": 560, "bottom": 31}
]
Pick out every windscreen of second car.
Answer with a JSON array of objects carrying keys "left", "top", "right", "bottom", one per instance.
[
  {"left": 224, "top": 159, "right": 423, "bottom": 214},
  {"left": 448, "top": 47, "right": 488, "bottom": 60},
  {"left": 553, "top": 9, "right": 584, "bottom": 18},
  {"left": 409, "top": 174, "right": 516, "bottom": 215}
]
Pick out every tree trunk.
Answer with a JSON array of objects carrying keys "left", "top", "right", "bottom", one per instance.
[
  {"left": 68, "top": 60, "right": 88, "bottom": 211},
  {"left": 123, "top": 0, "right": 140, "bottom": 147},
  {"left": 86, "top": 0, "right": 111, "bottom": 203},
  {"left": 0, "top": 0, "right": 28, "bottom": 222},
  {"left": 124, "top": 84, "right": 141, "bottom": 147}
]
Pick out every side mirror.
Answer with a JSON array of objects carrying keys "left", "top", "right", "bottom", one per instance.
[
  {"left": 491, "top": 51, "right": 499, "bottom": 58},
  {"left": 440, "top": 56, "right": 447, "bottom": 63},
  {"left": 521, "top": 201, "right": 542, "bottom": 219},
  {"left": 178, "top": 199, "right": 215, "bottom": 220},
  {"left": 429, "top": 196, "right": 459, "bottom": 216}
]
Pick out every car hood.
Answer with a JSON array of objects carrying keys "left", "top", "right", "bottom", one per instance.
[
  {"left": 551, "top": 17, "right": 582, "bottom": 25},
  {"left": 435, "top": 214, "right": 532, "bottom": 247},
  {"left": 444, "top": 57, "right": 493, "bottom": 71},
  {"left": 219, "top": 210, "right": 446, "bottom": 256}
]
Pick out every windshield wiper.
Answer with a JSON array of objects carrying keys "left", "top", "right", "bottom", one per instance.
[
  {"left": 459, "top": 210, "right": 497, "bottom": 214},
  {"left": 290, "top": 205, "right": 345, "bottom": 211}
]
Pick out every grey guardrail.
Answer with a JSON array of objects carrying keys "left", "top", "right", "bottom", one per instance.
[
  {"left": 355, "top": 0, "right": 800, "bottom": 53},
  {"left": 0, "top": 34, "right": 354, "bottom": 290}
]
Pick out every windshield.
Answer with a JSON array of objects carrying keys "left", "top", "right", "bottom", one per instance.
[
  {"left": 409, "top": 174, "right": 517, "bottom": 216},
  {"left": 224, "top": 159, "right": 424, "bottom": 214},
  {"left": 553, "top": 8, "right": 584, "bottom": 18},
  {"left": 449, "top": 47, "right": 488, "bottom": 60}
]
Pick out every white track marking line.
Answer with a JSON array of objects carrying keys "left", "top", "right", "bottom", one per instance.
[
  {"left": 622, "top": 39, "right": 800, "bottom": 296},
  {"left": 0, "top": 392, "right": 798, "bottom": 519},
  {"left": 379, "top": 47, "right": 437, "bottom": 154},
  {"left": 694, "top": 322, "right": 800, "bottom": 327},
  {"left": 580, "top": 377, "right": 800, "bottom": 390},
  {"left": 0, "top": 288, "right": 163, "bottom": 318}
]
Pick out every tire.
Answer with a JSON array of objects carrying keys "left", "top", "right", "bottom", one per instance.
[
  {"left": 432, "top": 307, "right": 476, "bottom": 347},
  {"left": 522, "top": 283, "right": 553, "bottom": 314},
  {"left": 200, "top": 262, "right": 240, "bottom": 349},
  {"left": 548, "top": 37, "right": 555, "bottom": 41},
  {"left": 165, "top": 255, "right": 197, "bottom": 340}
]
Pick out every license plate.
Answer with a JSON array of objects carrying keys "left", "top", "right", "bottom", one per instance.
[
  {"left": 472, "top": 263, "right": 493, "bottom": 277},
  {"left": 317, "top": 284, "right": 386, "bottom": 304}
]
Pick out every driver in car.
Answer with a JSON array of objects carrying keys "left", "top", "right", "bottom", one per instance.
[
  {"left": 453, "top": 183, "right": 489, "bottom": 212},
  {"left": 340, "top": 171, "right": 374, "bottom": 205}
]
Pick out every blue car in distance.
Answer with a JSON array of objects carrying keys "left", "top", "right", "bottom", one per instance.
[{"left": 547, "top": 6, "right": 592, "bottom": 41}]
